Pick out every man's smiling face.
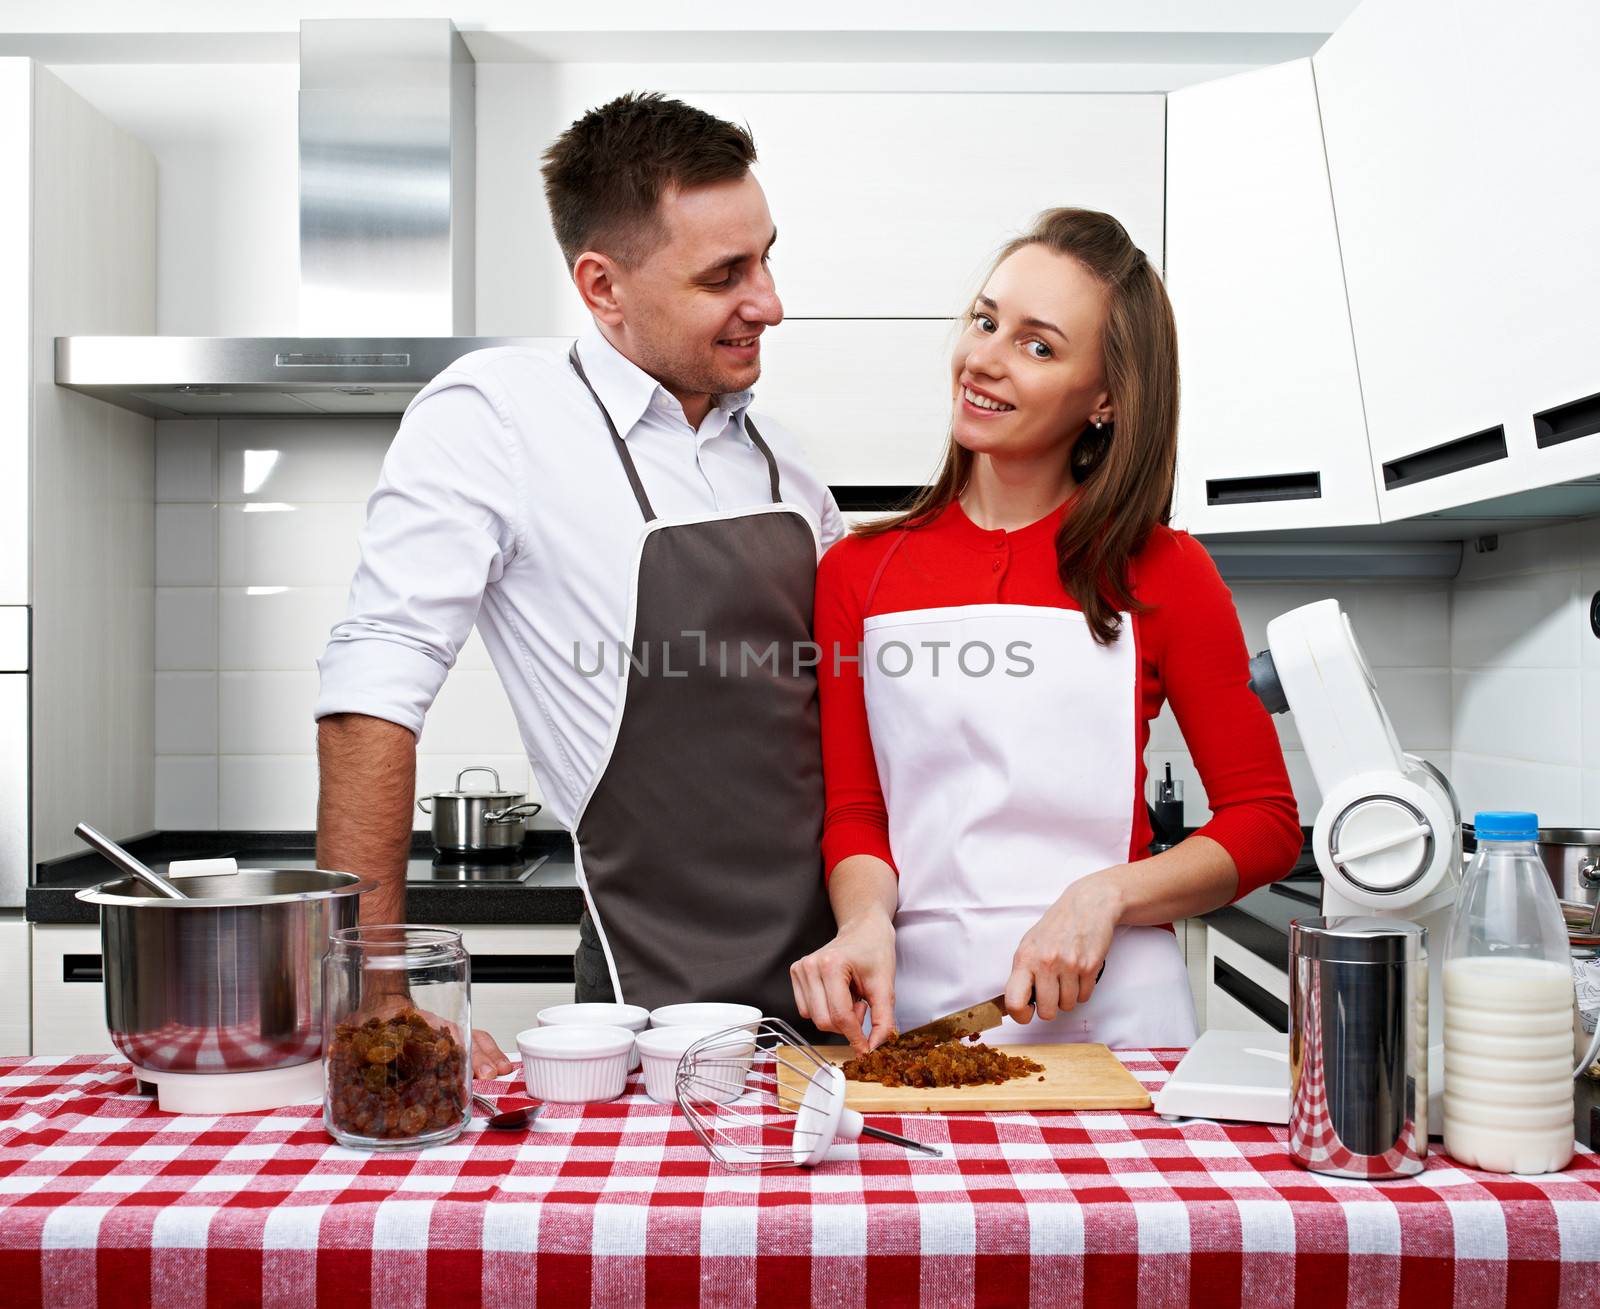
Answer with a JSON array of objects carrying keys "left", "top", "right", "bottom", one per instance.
[{"left": 608, "top": 170, "right": 783, "bottom": 402}]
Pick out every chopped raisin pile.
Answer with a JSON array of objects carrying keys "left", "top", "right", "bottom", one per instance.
[{"left": 842, "top": 1031, "right": 1044, "bottom": 1089}]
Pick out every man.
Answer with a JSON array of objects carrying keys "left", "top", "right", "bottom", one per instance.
[{"left": 314, "top": 93, "right": 844, "bottom": 1076}]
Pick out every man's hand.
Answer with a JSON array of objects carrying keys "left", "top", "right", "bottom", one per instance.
[
  {"left": 1004, "top": 870, "right": 1123, "bottom": 1025},
  {"left": 471, "top": 1029, "right": 515, "bottom": 1079},
  {"left": 349, "top": 992, "right": 513, "bottom": 1079},
  {"left": 790, "top": 908, "right": 897, "bottom": 1055}
]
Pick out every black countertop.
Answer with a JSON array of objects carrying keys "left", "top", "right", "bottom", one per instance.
[
  {"left": 33, "top": 825, "right": 1317, "bottom": 948},
  {"left": 29, "top": 830, "right": 584, "bottom": 927}
]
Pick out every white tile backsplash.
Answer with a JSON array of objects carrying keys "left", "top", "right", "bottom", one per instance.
[
  {"left": 218, "top": 502, "right": 367, "bottom": 587},
  {"left": 155, "top": 419, "right": 218, "bottom": 502},
  {"left": 1452, "top": 667, "right": 1581, "bottom": 767},
  {"left": 418, "top": 670, "right": 526, "bottom": 756},
  {"left": 1449, "top": 751, "right": 1584, "bottom": 828},
  {"left": 1451, "top": 572, "right": 1581, "bottom": 669},
  {"left": 155, "top": 587, "right": 217, "bottom": 671},
  {"left": 219, "top": 671, "right": 319, "bottom": 755},
  {"left": 220, "top": 754, "right": 318, "bottom": 829},
  {"left": 217, "top": 417, "right": 393, "bottom": 503},
  {"left": 156, "top": 415, "right": 535, "bottom": 831},
  {"left": 155, "top": 504, "right": 218, "bottom": 586},
  {"left": 154, "top": 671, "right": 217, "bottom": 755},
  {"left": 218, "top": 584, "right": 350, "bottom": 671},
  {"left": 154, "top": 755, "right": 219, "bottom": 828},
  {"left": 1370, "top": 667, "right": 1451, "bottom": 752}
]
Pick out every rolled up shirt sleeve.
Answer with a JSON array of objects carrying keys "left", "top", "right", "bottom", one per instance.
[{"left": 314, "top": 375, "right": 527, "bottom": 737}]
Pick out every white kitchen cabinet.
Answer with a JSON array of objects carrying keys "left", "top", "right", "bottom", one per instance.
[
  {"left": 455, "top": 923, "right": 579, "bottom": 1052},
  {"left": 757, "top": 320, "right": 955, "bottom": 486},
  {"left": 30, "top": 924, "right": 116, "bottom": 1057},
  {"left": 0, "top": 62, "right": 27, "bottom": 609},
  {"left": 0, "top": 916, "right": 30, "bottom": 1055},
  {"left": 1315, "top": 0, "right": 1600, "bottom": 521},
  {"left": 3, "top": 57, "right": 156, "bottom": 874},
  {"left": 1203, "top": 926, "right": 1287, "bottom": 1036},
  {"left": 530, "top": 92, "right": 1165, "bottom": 332},
  {"left": 1166, "top": 58, "right": 1378, "bottom": 535}
]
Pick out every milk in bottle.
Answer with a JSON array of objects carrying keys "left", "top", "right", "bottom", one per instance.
[{"left": 1442, "top": 811, "right": 1574, "bottom": 1174}]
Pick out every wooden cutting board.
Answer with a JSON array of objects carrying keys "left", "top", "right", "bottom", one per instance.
[{"left": 777, "top": 1042, "right": 1151, "bottom": 1113}]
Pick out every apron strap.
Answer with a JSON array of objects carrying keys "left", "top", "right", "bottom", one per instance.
[
  {"left": 862, "top": 528, "right": 913, "bottom": 614},
  {"left": 742, "top": 416, "right": 784, "bottom": 506},
  {"left": 568, "top": 342, "right": 657, "bottom": 522}
]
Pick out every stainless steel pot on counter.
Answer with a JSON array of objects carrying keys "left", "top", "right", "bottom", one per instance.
[
  {"left": 417, "top": 766, "right": 542, "bottom": 854},
  {"left": 76, "top": 868, "right": 370, "bottom": 1075},
  {"left": 1535, "top": 829, "right": 1600, "bottom": 907},
  {"left": 1464, "top": 824, "right": 1600, "bottom": 908}
]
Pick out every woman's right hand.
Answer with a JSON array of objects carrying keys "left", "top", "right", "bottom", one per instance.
[{"left": 790, "top": 909, "right": 897, "bottom": 1055}]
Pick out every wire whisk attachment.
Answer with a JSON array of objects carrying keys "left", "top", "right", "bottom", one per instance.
[{"left": 675, "top": 1017, "right": 943, "bottom": 1169}]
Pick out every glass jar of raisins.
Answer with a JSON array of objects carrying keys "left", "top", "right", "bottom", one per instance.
[{"left": 322, "top": 926, "right": 471, "bottom": 1150}]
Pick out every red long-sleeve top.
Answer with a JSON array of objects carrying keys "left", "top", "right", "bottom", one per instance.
[{"left": 816, "top": 499, "right": 1302, "bottom": 901}]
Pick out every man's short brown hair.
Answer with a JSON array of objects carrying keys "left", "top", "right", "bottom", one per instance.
[{"left": 540, "top": 91, "right": 757, "bottom": 270}]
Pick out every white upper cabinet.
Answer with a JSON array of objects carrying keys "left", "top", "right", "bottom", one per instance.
[
  {"left": 514, "top": 92, "right": 1166, "bottom": 333},
  {"left": 0, "top": 61, "right": 29, "bottom": 606},
  {"left": 754, "top": 319, "right": 955, "bottom": 487},
  {"left": 1315, "top": 0, "right": 1600, "bottom": 520},
  {"left": 688, "top": 93, "right": 1165, "bottom": 319},
  {"left": 1165, "top": 58, "right": 1377, "bottom": 535}
]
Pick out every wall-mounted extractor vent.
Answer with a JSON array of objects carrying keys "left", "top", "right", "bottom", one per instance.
[{"left": 55, "top": 18, "right": 546, "bottom": 419}]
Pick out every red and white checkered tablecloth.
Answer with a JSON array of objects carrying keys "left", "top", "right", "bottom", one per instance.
[{"left": 0, "top": 1051, "right": 1597, "bottom": 1309}]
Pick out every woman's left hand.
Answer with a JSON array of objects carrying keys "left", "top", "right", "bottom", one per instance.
[{"left": 1003, "top": 871, "right": 1124, "bottom": 1025}]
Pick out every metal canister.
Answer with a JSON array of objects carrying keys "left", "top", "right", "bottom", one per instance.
[{"left": 1288, "top": 916, "right": 1428, "bottom": 1179}]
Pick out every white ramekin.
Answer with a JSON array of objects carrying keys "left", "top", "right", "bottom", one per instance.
[
  {"left": 648, "top": 1002, "right": 762, "bottom": 1031},
  {"left": 634, "top": 1024, "right": 720, "bottom": 1104},
  {"left": 637, "top": 1024, "right": 757, "bottom": 1105},
  {"left": 538, "top": 1002, "right": 650, "bottom": 1069},
  {"left": 514, "top": 1024, "right": 634, "bottom": 1103}
]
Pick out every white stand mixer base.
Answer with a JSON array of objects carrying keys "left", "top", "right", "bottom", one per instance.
[{"left": 132, "top": 1060, "right": 323, "bottom": 1114}]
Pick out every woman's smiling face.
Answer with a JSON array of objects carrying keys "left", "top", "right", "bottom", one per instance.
[{"left": 950, "top": 243, "right": 1114, "bottom": 461}]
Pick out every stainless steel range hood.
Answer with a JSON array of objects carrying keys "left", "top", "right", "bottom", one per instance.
[{"left": 56, "top": 19, "right": 548, "bottom": 418}]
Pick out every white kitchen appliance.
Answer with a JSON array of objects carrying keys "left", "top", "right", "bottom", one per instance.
[{"left": 1155, "top": 598, "right": 1461, "bottom": 1125}]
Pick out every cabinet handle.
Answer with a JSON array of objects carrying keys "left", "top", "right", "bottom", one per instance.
[
  {"left": 1205, "top": 471, "right": 1322, "bottom": 506},
  {"left": 1533, "top": 389, "right": 1600, "bottom": 450},
  {"left": 830, "top": 485, "right": 919, "bottom": 513},
  {"left": 1382, "top": 424, "right": 1506, "bottom": 490},
  {"left": 1213, "top": 956, "right": 1288, "bottom": 1031},
  {"left": 63, "top": 954, "right": 103, "bottom": 983},
  {"left": 469, "top": 954, "right": 575, "bottom": 985}
]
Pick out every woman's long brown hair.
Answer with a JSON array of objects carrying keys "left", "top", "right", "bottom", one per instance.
[{"left": 854, "top": 208, "right": 1179, "bottom": 646}]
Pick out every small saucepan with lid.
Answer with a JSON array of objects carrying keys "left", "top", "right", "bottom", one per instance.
[{"left": 417, "top": 766, "right": 542, "bottom": 855}]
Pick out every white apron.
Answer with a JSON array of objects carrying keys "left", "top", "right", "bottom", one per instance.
[{"left": 863, "top": 598, "right": 1198, "bottom": 1048}]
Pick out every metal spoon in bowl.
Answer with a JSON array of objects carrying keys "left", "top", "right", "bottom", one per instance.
[
  {"left": 75, "top": 822, "right": 188, "bottom": 899},
  {"left": 472, "top": 1092, "right": 541, "bottom": 1130}
]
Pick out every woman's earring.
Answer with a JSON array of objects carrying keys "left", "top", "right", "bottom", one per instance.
[{"left": 1093, "top": 418, "right": 1105, "bottom": 430}]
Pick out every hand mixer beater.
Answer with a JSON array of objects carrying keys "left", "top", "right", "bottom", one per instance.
[{"left": 675, "top": 1018, "right": 943, "bottom": 1168}]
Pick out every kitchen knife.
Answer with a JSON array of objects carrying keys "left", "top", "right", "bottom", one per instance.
[
  {"left": 896, "top": 994, "right": 1007, "bottom": 1045},
  {"left": 894, "top": 962, "right": 1109, "bottom": 1045}
]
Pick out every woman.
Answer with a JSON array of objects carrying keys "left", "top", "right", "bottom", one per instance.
[{"left": 790, "top": 208, "right": 1301, "bottom": 1053}]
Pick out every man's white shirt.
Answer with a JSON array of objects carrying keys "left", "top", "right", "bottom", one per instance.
[{"left": 314, "top": 322, "right": 845, "bottom": 827}]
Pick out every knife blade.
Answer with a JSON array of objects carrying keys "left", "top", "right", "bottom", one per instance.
[
  {"left": 896, "top": 994, "right": 1007, "bottom": 1044},
  {"left": 894, "top": 962, "right": 1109, "bottom": 1045}
]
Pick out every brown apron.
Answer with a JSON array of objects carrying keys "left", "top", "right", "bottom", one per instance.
[{"left": 566, "top": 343, "right": 833, "bottom": 1027}]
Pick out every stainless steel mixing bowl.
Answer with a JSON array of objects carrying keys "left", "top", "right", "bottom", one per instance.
[{"left": 76, "top": 868, "right": 371, "bottom": 1074}]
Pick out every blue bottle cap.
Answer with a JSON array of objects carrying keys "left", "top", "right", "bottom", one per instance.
[{"left": 1472, "top": 810, "right": 1538, "bottom": 841}]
